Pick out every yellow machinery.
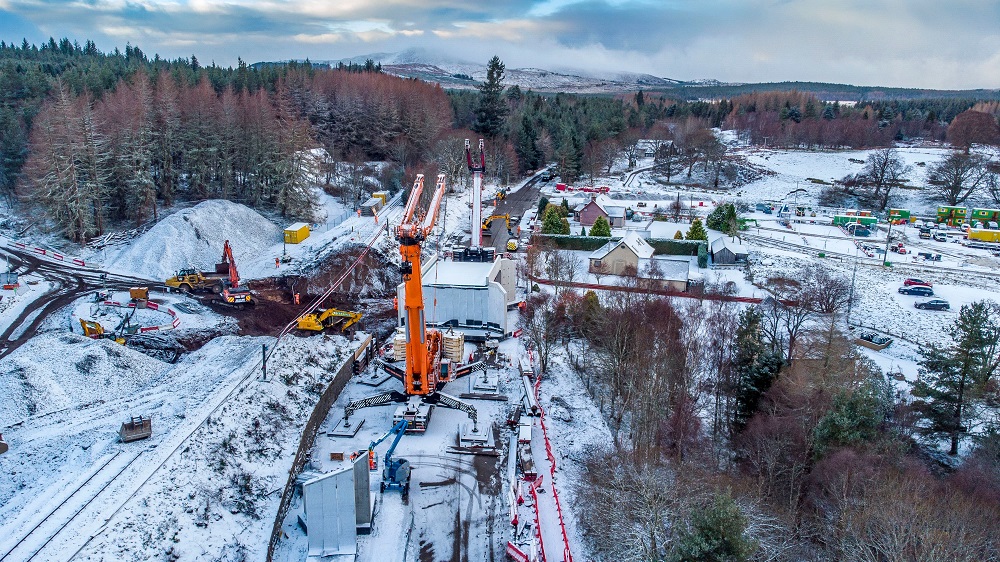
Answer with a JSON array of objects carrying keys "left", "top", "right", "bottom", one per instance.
[
  {"left": 482, "top": 214, "right": 511, "bottom": 232},
  {"left": 297, "top": 308, "right": 363, "bottom": 332},
  {"left": 79, "top": 319, "right": 125, "bottom": 344}
]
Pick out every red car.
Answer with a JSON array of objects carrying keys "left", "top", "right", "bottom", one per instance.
[{"left": 904, "top": 278, "right": 932, "bottom": 287}]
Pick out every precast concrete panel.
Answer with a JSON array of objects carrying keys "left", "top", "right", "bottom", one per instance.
[{"left": 303, "top": 467, "right": 357, "bottom": 556}]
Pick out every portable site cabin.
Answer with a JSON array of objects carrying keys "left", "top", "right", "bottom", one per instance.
[
  {"left": 284, "top": 223, "right": 311, "bottom": 244},
  {"left": 888, "top": 209, "right": 911, "bottom": 223},
  {"left": 937, "top": 206, "right": 968, "bottom": 225},
  {"left": 968, "top": 229, "right": 1000, "bottom": 243},
  {"left": 119, "top": 416, "right": 152, "bottom": 443},
  {"left": 0, "top": 272, "right": 18, "bottom": 290},
  {"left": 833, "top": 215, "right": 878, "bottom": 227},
  {"left": 971, "top": 208, "right": 1000, "bottom": 224}
]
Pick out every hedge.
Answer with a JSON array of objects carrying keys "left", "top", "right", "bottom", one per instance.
[{"left": 533, "top": 234, "right": 703, "bottom": 256}]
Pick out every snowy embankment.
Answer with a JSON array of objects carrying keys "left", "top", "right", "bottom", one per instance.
[
  {"left": 0, "top": 333, "right": 168, "bottom": 426},
  {"left": 105, "top": 200, "right": 282, "bottom": 281},
  {"left": 78, "top": 334, "right": 356, "bottom": 561}
]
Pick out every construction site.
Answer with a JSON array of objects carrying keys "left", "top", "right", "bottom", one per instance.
[
  {"left": 269, "top": 141, "right": 569, "bottom": 561},
  {"left": 0, "top": 138, "right": 575, "bottom": 562}
]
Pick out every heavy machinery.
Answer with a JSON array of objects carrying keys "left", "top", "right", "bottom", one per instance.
[
  {"left": 165, "top": 240, "right": 253, "bottom": 308},
  {"left": 80, "top": 303, "right": 139, "bottom": 344},
  {"left": 297, "top": 307, "right": 363, "bottom": 332},
  {"left": 341, "top": 174, "right": 485, "bottom": 433},
  {"left": 80, "top": 319, "right": 125, "bottom": 344},
  {"left": 482, "top": 214, "right": 511, "bottom": 233},
  {"left": 351, "top": 420, "right": 411, "bottom": 498}
]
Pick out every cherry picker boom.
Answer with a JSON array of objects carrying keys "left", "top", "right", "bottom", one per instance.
[{"left": 341, "top": 174, "right": 486, "bottom": 432}]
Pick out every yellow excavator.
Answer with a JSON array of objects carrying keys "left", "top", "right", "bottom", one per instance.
[
  {"left": 482, "top": 214, "right": 511, "bottom": 232},
  {"left": 297, "top": 308, "right": 363, "bottom": 332},
  {"left": 80, "top": 319, "right": 126, "bottom": 344}
]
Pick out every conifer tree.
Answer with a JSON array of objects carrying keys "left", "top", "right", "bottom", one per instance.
[
  {"left": 590, "top": 216, "right": 611, "bottom": 237},
  {"left": 473, "top": 56, "right": 507, "bottom": 138},
  {"left": 686, "top": 218, "right": 708, "bottom": 241}
]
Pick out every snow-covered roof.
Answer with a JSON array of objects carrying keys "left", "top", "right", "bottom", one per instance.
[
  {"left": 638, "top": 257, "right": 690, "bottom": 282},
  {"left": 422, "top": 259, "right": 495, "bottom": 288},
  {"left": 710, "top": 236, "right": 748, "bottom": 255},
  {"left": 645, "top": 220, "right": 690, "bottom": 239},
  {"left": 622, "top": 231, "right": 655, "bottom": 258},
  {"left": 589, "top": 240, "right": 618, "bottom": 260},
  {"left": 605, "top": 206, "right": 626, "bottom": 218},
  {"left": 589, "top": 231, "right": 655, "bottom": 261},
  {"left": 285, "top": 222, "right": 310, "bottom": 231}
]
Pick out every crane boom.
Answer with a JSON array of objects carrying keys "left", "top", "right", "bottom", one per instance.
[{"left": 396, "top": 174, "right": 447, "bottom": 396}]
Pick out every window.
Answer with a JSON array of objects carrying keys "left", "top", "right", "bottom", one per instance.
[{"left": 593, "top": 259, "right": 602, "bottom": 268}]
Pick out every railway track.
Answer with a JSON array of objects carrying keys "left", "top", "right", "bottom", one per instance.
[{"left": 1, "top": 451, "right": 144, "bottom": 562}]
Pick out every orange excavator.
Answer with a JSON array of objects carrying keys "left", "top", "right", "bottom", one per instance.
[{"left": 342, "top": 174, "right": 486, "bottom": 432}]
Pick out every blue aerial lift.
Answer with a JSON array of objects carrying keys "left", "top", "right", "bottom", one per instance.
[{"left": 355, "top": 420, "right": 412, "bottom": 499}]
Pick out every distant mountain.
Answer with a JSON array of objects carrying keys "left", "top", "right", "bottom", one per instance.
[{"left": 255, "top": 49, "right": 1000, "bottom": 101}]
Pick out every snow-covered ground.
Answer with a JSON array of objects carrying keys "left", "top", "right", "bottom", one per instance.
[{"left": 3, "top": 138, "right": 999, "bottom": 560}]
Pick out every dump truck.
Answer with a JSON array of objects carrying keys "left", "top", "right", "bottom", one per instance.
[
  {"left": 165, "top": 241, "right": 253, "bottom": 308},
  {"left": 297, "top": 308, "right": 363, "bottom": 332}
]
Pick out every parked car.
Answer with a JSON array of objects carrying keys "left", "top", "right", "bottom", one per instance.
[
  {"left": 915, "top": 299, "right": 950, "bottom": 311},
  {"left": 903, "top": 278, "right": 932, "bottom": 287},
  {"left": 898, "top": 285, "right": 934, "bottom": 296}
]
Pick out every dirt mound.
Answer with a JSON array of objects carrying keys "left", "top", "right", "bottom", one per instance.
[
  {"left": 107, "top": 200, "right": 281, "bottom": 281},
  {"left": 232, "top": 246, "right": 400, "bottom": 336}
]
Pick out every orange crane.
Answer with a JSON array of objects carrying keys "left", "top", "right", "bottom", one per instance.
[{"left": 342, "top": 174, "right": 486, "bottom": 432}]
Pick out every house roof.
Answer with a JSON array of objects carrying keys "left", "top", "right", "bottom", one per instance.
[
  {"left": 589, "top": 231, "right": 655, "bottom": 260},
  {"left": 605, "top": 206, "right": 626, "bottom": 218},
  {"left": 710, "top": 236, "right": 748, "bottom": 255},
  {"left": 637, "top": 257, "right": 690, "bottom": 282},
  {"left": 589, "top": 240, "right": 619, "bottom": 260}
]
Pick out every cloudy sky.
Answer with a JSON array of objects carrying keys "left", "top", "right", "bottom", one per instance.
[{"left": 1, "top": 0, "right": 998, "bottom": 89}]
